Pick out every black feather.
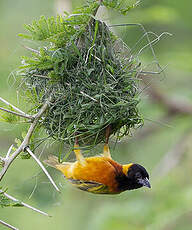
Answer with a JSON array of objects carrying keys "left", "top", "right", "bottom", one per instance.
[{"left": 116, "top": 164, "right": 150, "bottom": 191}]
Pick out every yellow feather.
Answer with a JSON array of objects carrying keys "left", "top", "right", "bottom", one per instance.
[
  {"left": 44, "top": 155, "right": 73, "bottom": 176},
  {"left": 122, "top": 163, "right": 133, "bottom": 175},
  {"left": 43, "top": 155, "right": 59, "bottom": 168}
]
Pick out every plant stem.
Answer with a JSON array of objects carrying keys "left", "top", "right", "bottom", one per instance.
[
  {"left": 0, "top": 97, "right": 27, "bottom": 115},
  {"left": 0, "top": 107, "right": 33, "bottom": 120},
  {"left": 0, "top": 189, "right": 50, "bottom": 217},
  {"left": 0, "top": 219, "right": 19, "bottom": 230},
  {"left": 0, "top": 99, "right": 50, "bottom": 182},
  {"left": 22, "top": 45, "right": 40, "bottom": 54},
  {"left": 25, "top": 147, "right": 60, "bottom": 192}
]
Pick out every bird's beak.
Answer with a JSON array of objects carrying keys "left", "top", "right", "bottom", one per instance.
[{"left": 138, "top": 178, "right": 151, "bottom": 188}]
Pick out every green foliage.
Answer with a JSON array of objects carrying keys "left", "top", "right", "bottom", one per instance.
[
  {"left": 12, "top": 137, "right": 30, "bottom": 159},
  {"left": 13, "top": 129, "right": 41, "bottom": 159},
  {"left": 0, "top": 106, "right": 21, "bottom": 123},
  {"left": 19, "top": 20, "right": 142, "bottom": 146},
  {"left": 18, "top": 0, "right": 140, "bottom": 47},
  {"left": 14, "top": 134, "right": 32, "bottom": 159},
  {"left": 102, "top": 0, "right": 140, "bottom": 15},
  {"left": 1, "top": 0, "right": 192, "bottom": 229},
  {"left": 18, "top": 0, "right": 100, "bottom": 46},
  {"left": 17, "top": 0, "right": 142, "bottom": 147},
  {"left": 0, "top": 189, "right": 24, "bottom": 208},
  {"left": 19, "top": 14, "right": 84, "bottom": 47},
  {"left": 0, "top": 159, "right": 4, "bottom": 168}
]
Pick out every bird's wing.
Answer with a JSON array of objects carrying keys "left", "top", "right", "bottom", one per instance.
[{"left": 66, "top": 177, "right": 110, "bottom": 194}]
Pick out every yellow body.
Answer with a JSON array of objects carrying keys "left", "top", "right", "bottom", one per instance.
[{"left": 45, "top": 143, "right": 133, "bottom": 194}]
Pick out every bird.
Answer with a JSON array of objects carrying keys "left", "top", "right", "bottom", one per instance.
[{"left": 44, "top": 127, "right": 151, "bottom": 194}]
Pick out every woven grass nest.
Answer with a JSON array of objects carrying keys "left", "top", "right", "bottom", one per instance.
[{"left": 19, "top": 14, "right": 143, "bottom": 147}]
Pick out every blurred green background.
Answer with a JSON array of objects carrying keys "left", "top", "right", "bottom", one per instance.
[{"left": 1, "top": 0, "right": 192, "bottom": 229}]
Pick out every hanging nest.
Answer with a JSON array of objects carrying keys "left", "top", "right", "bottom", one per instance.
[{"left": 19, "top": 13, "right": 143, "bottom": 146}]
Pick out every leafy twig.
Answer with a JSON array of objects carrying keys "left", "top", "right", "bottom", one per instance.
[
  {"left": 0, "top": 219, "right": 19, "bottom": 230},
  {"left": 0, "top": 145, "right": 14, "bottom": 166},
  {"left": 0, "top": 107, "right": 33, "bottom": 120},
  {"left": 25, "top": 147, "right": 60, "bottom": 192},
  {"left": 0, "top": 189, "right": 50, "bottom": 217},
  {"left": 0, "top": 97, "right": 27, "bottom": 115},
  {"left": 0, "top": 99, "right": 50, "bottom": 182}
]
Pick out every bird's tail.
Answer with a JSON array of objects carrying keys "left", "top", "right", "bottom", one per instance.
[{"left": 44, "top": 155, "right": 59, "bottom": 168}]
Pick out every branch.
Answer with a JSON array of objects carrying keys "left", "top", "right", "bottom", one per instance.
[
  {"left": 0, "top": 189, "right": 50, "bottom": 217},
  {"left": 25, "top": 147, "right": 60, "bottom": 192},
  {"left": 0, "top": 145, "right": 14, "bottom": 166},
  {"left": 0, "top": 219, "right": 19, "bottom": 230},
  {"left": 0, "top": 97, "right": 27, "bottom": 115},
  {"left": 0, "top": 99, "right": 50, "bottom": 182},
  {"left": 6, "top": 145, "right": 14, "bottom": 159},
  {"left": 0, "top": 107, "right": 33, "bottom": 120}
]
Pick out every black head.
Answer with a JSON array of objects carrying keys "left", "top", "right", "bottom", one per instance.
[{"left": 117, "top": 163, "right": 151, "bottom": 192}]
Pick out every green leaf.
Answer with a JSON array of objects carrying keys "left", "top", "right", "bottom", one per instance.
[
  {"left": 0, "top": 191, "right": 24, "bottom": 208},
  {"left": 102, "top": 0, "right": 140, "bottom": 15},
  {"left": 0, "top": 108, "right": 20, "bottom": 123},
  {"left": 18, "top": 1, "right": 100, "bottom": 47},
  {"left": 15, "top": 138, "right": 22, "bottom": 147}
]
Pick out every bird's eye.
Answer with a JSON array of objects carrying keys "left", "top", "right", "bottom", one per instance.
[{"left": 135, "top": 172, "right": 141, "bottom": 178}]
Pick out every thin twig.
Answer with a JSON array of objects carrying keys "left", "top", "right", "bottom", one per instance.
[
  {"left": 0, "top": 99, "right": 50, "bottom": 182},
  {"left": 0, "top": 189, "right": 50, "bottom": 217},
  {"left": 33, "top": 74, "right": 50, "bottom": 79},
  {"left": 25, "top": 147, "right": 60, "bottom": 192},
  {"left": 0, "top": 97, "right": 27, "bottom": 115},
  {"left": 80, "top": 91, "right": 98, "bottom": 102},
  {"left": 22, "top": 45, "right": 40, "bottom": 54},
  {"left": 0, "top": 145, "right": 14, "bottom": 167},
  {"left": 28, "top": 176, "right": 38, "bottom": 200},
  {"left": 109, "top": 23, "right": 169, "bottom": 78},
  {"left": 6, "top": 145, "right": 14, "bottom": 159},
  {"left": 0, "top": 107, "right": 33, "bottom": 120},
  {"left": 137, "top": 32, "right": 171, "bottom": 57},
  {"left": 0, "top": 219, "right": 19, "bottom": 230}
]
